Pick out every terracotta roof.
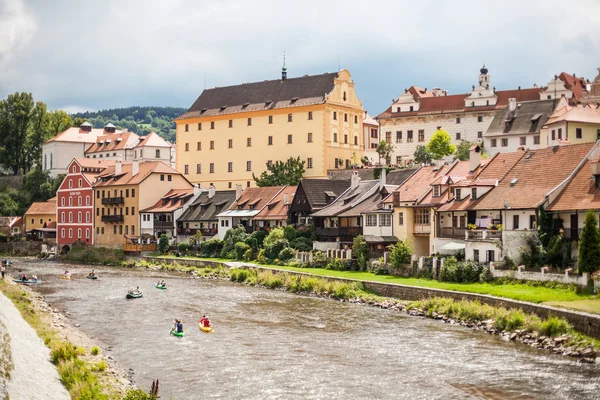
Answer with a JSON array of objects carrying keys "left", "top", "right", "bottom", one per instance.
[
  {"left": 227, "top": 186, "right": 285, "bottom": 212},
  {"left": 437, "top": 195, "right": 473, "bottom": 212},
  {"left": 254, "top": 186, "right": 296, "bottom": 220},
  {"left": 25, "top": 201, "right": 57, "bottom": 215},
  {"left": 472, "top": 143, "right": 595, "bottom": 210},
  {"left": 85, "top": 131, "right": 139, "bottom": 154},
  {"left": 179, "top": 190, "right": 237, "bottom": 222},
  {"left": 473, "top": 151, "right": 525, "bottom": 182},
  {"left": 178, "top": 73, "right": 338, "bottom": 120},
  {"left": 141, "top": 189, "right": 195, "bottom": 213},
  {"left": 486, "top": 99, "right": 558, "bottom": 137},
  {"left": 386, "top": 165, "right": 450, "bottom": 203},
  {"left": 547, "top": 159, "right": 600, "bottom": 211},
  {"left": 558, "top": 72, "right": 586, "bottom": 102},
  {"left": 363, "top": 112, "right": 378, "bottom": 126},
  {"left": 376, "top": 88, "right": 540, "bottom": 119},
  {"left": 45, "top": 127, "right": 124, "bottom": 144},
  {"left": 10, "top": 216, "right": 22, "bottom": 228},
  {"left": 133, "top": 132, "right": 172, "bottom": 148},
  {"left": 74, "top": 158, "right": 117, "bottom": 169},
  {"left": 409, "top": 86, "right": 435, "bottom": 99},
  {"left": 94, "top": 161, "right": 183, "bottom": 187},
  {"left": 545, "top": 103, "right": 600, "bottom": 126}
]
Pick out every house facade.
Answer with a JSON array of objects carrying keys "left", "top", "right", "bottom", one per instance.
[
  {"left": 139, "top": 188, "right": 195, "bottom": 242},
  {"left": 288, "top": 179, "right": 350, "bottom": 225},
  {"left": 85, "top": 131, "right": 174, "bottom": 167},
  {"left": 56, "top": 158, "right": 115, "bottom": 252},
  {"left": 92, "top": 161, "right": 192, "bottom": 248},
  {"left": 544, "top": 104, "right": 600, "bottom": 147},
  {"left": 363, "top": 112, "right": 380, "bottom": 164},
  {"left": 376, "top": 66, "right": 542, "bottom": 164},
  {"left": 175, "top": 68, "right": 365, "bottom": 189}
]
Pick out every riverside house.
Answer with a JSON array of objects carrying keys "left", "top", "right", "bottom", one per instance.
[
  {"left": 140, "top": 188, "right": 196, "bottom": 243},
  {"left": 175, "top": 68, "right": 365, "bottom": 190},
  {"left": 288, "top": 178, "right": 350, "bottom": 225},
  {"left": 92, "top": 161, "right": 192, "bottom": 249},
  {"left": 84, "top": 131, "right": 174, "bottom": 167},
  {"left": 176, "top": 186, "right": 238, "bottom": 242}
]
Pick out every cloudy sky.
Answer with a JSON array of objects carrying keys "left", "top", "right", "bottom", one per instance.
[{"left": 1, "top": 0, "right": 600, "bottom": 116}]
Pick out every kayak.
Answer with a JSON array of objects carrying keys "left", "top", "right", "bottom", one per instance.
[
  {"left": 13, "top": 279, "right": 42, "bottom": 284},
  {"left": 155, "top": 285, "right": 166, "bottom": 290},
  {"left": 60, "top": 275, "right": 71, "bottom": 280},
  {"left": 86, "top": 275, "right": 98, "bottom": 280},
  {"left": 170, "top": 330, "right": 185, "bottom": 337},
  {"left": 199, "top": 323, "right": 213, "bottom": 333},
  {"left": 126, "top": 292, "right": 143, "bottom": 299}
]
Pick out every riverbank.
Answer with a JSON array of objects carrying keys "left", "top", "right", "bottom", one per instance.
[
  {"left": 133, "top": 258, "right": 600, "bottom": 363},
  {"left": 0, "top": 277, "right": 133, "bottom": 399}
]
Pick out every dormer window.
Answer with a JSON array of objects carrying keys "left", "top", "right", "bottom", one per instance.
[
  {"left": 455, "top": 188, "right": 461, "bottom": 200},
  {"left": 471, "top": 188, "right": 477, "bottom": 200},
  {"left": 433, "top": 185, "right": 440, "bottom": 197}
]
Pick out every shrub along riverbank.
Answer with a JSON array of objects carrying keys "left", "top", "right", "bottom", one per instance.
[
  {"left": 0, "top": 279, "right": 155, "bottom": 399},
  {"left": 132, "top": 259, "right": 600, "bottom": 359}
]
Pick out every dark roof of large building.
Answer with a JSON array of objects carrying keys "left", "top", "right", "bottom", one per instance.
[
  {"left": 386, "top": 168, "right": 418, "bottom": 186},
  {"left": 486, "top": 99, "right": 558, "bottom": 137},
  {"left": 299, "top": 179, "right": 350, "bottom": 209},
  {"left": 177, "top": 73, "right": 338, "bottom": 120},
  {"left": 178, "top": 190, "right": 237, "bottom": 222}
]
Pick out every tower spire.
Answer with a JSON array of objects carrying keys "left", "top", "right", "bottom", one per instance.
[{"left": 282, "top": 52, "right": 287, "bottom": 80}]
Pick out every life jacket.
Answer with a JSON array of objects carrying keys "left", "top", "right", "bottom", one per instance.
[
  {"left": 203, "top": 319, "right": 210, "bottom": 327},
  {"left": 176, "top": 323, "right": 183, "bottom": 332}
]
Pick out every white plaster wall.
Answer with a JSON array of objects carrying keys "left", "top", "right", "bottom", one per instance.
[
  {"left": 501, "top": 230, "right": 531, "bottom": 264},
  {"left": 465, "top": 240, "right": 499, "bottom": 263},
  {"left": 140, "top": 213, "right": 153, "bottom": 235},
  {"left": 485, "top": 134, "right": 543, "bottom": 156},
  {"left": 43, "top": 141, "right": 93, "bottom": 178},
  {"left": 503, "top": 209, "right": 536, "bottom": 230},
  {"left": 362, "top": 216, "right": 394, "bottom": 237},
  {"left": 217, "top": 217, "right": 233, "bottom": 239},
  {"left": 546, "top": 121, "right": 569, "bottom": 146}
]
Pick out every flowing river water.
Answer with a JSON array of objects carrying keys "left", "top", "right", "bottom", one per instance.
[{"left": 11, "top": 260, "right": 600, "bottom": 400}]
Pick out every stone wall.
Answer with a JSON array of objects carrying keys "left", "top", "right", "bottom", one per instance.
[
  {"left": 0, "top": 241, "right": 42, "bottom": 256},
  {"left": 141, "top": 256, "right": 600, "bottom": 339},
  {"left": 491, "top": 265, "right": 589, "bottom": 287},
  {"left": 327, "top": 168, "right": 375, "bottom": 181}
]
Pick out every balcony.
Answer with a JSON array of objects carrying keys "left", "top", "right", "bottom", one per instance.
[
  {"left": 101, "top": 197, "right": 124, "bottom": 205},
  {"left": 101, "top": 215, "right": 124, "bottom": 222},
  {"left": 413, "top": 224, "right": 431, "bottom": 234},
  {"left": 466, "top": 229, "right": 502, "bottom": 240},
  {"left": 315, "top": 226, "right": 362, "bottom": 240},
  {"left": 177, "top": 228, "right": 218, "bottom": 237},
  {"left": 154, "top": 221, "right": 173, "bottom": 230},
  {"left": 439, "top": 227, "right": 466, "bottom": 239}
]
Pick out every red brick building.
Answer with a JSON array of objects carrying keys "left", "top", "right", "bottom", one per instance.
[{"left": 56, "top": 158, "right": 115, "bottom": 252}]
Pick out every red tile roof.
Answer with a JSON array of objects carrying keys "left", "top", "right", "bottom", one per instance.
[
  {"left": 141, "top": 189, "right": 195, "bottom": 213},
  {"left": 94, "top": 161, "right": 183, "bottom": 187},
  {"left": 547, "top": 159, "right": 600, "bottom": 211},
  {"left": 25, "top": 201, "right": 57, "bottom": 215},
  {"left": 254, "top": 186, "right": 296, "bottom": 220},
  {"left": 228, "top": 186, "right": 285, "bottom": 212},
  {"left": 85, "top": 132, "right": 139, "bottom": 154}
]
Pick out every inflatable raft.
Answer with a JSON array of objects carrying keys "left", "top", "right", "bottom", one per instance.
[
  {"left": 199, "top": 324, "right": 213, "bottom": 333},
  {"left": 126, "top": 292, "right": 143, "bottom": 299}
]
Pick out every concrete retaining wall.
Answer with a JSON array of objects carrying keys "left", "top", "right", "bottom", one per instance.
[{"left": 142, "top": 256, "right": 600, "bottom": 339}]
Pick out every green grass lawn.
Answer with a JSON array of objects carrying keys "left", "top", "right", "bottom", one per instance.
[
  {"left": 543, "top": 299, "right": 600, "bottom": 314},
  {"left": 155, "top": 255, "right": 593, "bottom": 304}
]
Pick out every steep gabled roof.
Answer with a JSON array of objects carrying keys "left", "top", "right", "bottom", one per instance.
[
  {"left": 85, "top": 131, "right": 139, "bottom": 154},
  {"left": 94, "top": 161, "right": 183, "bottom": 187},
  {"left": 311, "top": 180, "right": 381, "bottom": 217},
  {"left": 545, "top": 104, "right": 600, "bottom": 126},
  {"left": 133, "top": 132, "right": 172, "bottom": 148},
  {"left": 45, "top": 127, "right": 125, "bottom": 144},
  {"left": 177, "top": 73, "right": 338, "bottom": 120},
  {"left": 254, "top": 186, "right": 296, "bottom": 220},
  {"left": 298, "top": 179, "right": 350, "bottom": 209},
  {"left": 178, "top": 190, "right": 237, "bottom": 222},
  {"left": 547, "top": 159, "right": 600, "bottom": 212},
  {"left": 486, "top": 99, "right": 558, "bottom": 137},
  {"left": 25, "top": 201, "right": 56, "bottom": 215},
  {"left": 226, "top": 186, "right": 285, "bottom": 212},
  {"left": 140, "top": 189, "right": 195, "bottom": 213}
]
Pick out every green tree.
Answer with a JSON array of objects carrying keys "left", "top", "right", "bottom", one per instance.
[
  {"left": 253, "top": 157, "right": 305, "bottom": 187},
  {"left": 158, "top": 234, "right": 170, "bottom": 254},
  {"left": 426, "top": 129, "right": 456, "bottom": 160},
  {"left": 220, "top": 226, "right": 248, "bottom": 258},
  {"left": 388, "top": 240, "right": 413, "bottom": 267},
  {"left": 263, "top": 227, "right": 285, "bottom": 248},
  {"left": 536, "top": 204, "right": 554, "bottom": 248},
  {"left": 454, "top": 140, "right": 475, "bottom": 161},
  {"left": 23, "top": 167, "right": 57, "bottom": 203},
  {"left": 352, "top": 235, "right": 369, "bottom": 270},
  {"left": 376, "top": 140, "right": 394, "bottom": 165},
  {"left": 0, "top": 92, "right": 35, "bottom": 174},
  {"left": 578, "top": 210, "right": 600, "bottom": 273},
  {"left": 46, "top": 110, "right": 72, "bottom": 138},
  {"left": 413, "top": 145, "right": 433, "bottom": 165},
  {"left": 0, "top": 191, "right": 19, "bottom": 216}
]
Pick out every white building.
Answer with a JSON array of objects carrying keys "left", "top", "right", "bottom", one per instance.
[
  {"left": 85, "top": 131, "right": 174, "bottom": 167},
  {"left": 362, "top": 112, "right": 380, "bottom": 164},
  {"left": 376, "top": 66, "right": 541, "bottom": 165},
  {"left": 42, "top": 122, "right": 125, "bottom": 177},
  {"left": 539, "top": 72, "right": 588, "bottom": 103}
]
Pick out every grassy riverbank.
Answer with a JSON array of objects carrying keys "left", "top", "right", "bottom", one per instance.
[
  {"left": 0, "top": 279, "right": 134, "bottom": 399},
  {"left": 154, "top": 255, "right": 596, "bottom": 305}
]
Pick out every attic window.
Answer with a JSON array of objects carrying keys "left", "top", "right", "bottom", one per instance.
[
  {"left": 531, "top": 114, "right": 542, "bottom": 122},
  {"left": 290, "top": 97, "right": 299, "bottom": 104},
  {"left": 265, "top": 101, "right": 272, "bottom": 107},
  {"left": 510, "top": 178, "right": 518, "bottom": 186},
  {"left": 220, "top": 106, "right": 227, "bottom": 112},
  {"left": 242, "top": 103, "right": 249, "bottom": 109},
  {"left": 200, "top": 108, "right": 208, "bottom": 114}
]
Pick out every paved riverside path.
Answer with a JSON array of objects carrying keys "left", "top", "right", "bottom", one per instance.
[{"left": 0, "top": 290, "right": 69, "bottom": 400}]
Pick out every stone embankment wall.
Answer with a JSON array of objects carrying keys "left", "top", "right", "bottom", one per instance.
[
  {"left": 142, "top": 257, "right": 600, "bottom": 339},
  {"left": 0, "top": 242, "right": 42, "bottom": 256}
]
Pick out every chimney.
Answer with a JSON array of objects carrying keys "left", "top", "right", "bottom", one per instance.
[
  {"left": 351, "top": 170, "right": 361, "bottom": 190},
  {"left": 79, "top": 121, "right": 92, "bottom": 132},
  {"left": 132, "top": 160, "right": 139, "bottom": 177},
  {"left": 392, "top": 191, "right": 400, "bottom": 207},
  {"left": 104, "top": 123, "right": 116, "bottom": 134},
  {"left": 283, "top": 193, "right": 289, "bottom": 205},
  {"left": 235, "top": 184, "right": 243, "bottom": 200},
  {"left": 208, "top": 184, "right": 216, "bottom": 198},
  {"left": 469, "top": 145, "right": 481, "bottom": 172},
  {"left": 508, "top": 98, "right": 517, "bottom": 112},
  {"left": 379, "top": 167, "right": 387, "bottom": 188},
  {"left": 193, "top": 184, "right": 200, "bottom": 196},
  {"left": 115, "top": 160, "right": 122, "bottom": 175}
]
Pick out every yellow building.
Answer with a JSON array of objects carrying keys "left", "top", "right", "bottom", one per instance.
[
  {"left": 24, "top": 197, "right": 57, "bottom": 233},
  {"left": 543, "top": 103, "right": 600, "bottom": 147},
  {"left": 175, "top": 68, "right": 365, "bottom": 189},
  {"left": 93, "top": 161, "right": 192, "bottom": 248}
]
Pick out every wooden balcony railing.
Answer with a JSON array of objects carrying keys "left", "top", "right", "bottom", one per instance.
[{"left": 101, "top": 197, "right": 124, "bottom": 205}]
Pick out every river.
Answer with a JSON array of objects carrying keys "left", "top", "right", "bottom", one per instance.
[{"left": 11, "top": 260, "right": 600, "bottom": 400}]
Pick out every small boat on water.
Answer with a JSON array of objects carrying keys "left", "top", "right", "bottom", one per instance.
[
  {"left": 199, "top": 324, "right": 213, "bottom": 333},
  {"left": 86, "top": 275, "right": 98, "bottom": 280},
  {"left": 126, "top": 291, "right": 143, "bottom": 299},
  {"left": 154, "top": 284, "right": 166, "bottom": 290},
  {"left": 13, "top": 279, "right": 42, "bottom": 284},
  {"left": 60, "top": 275, "right": 71, "bottom": 280},
  {"left": 170, "top": 330, "right": 185, "bottom": 337}
]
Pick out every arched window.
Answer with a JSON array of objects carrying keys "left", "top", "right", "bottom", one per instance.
[
  {"left": 69, "top": 212, "right": 73, "bottom": 223},
  {"left": 61, "top": 228, "right": 65, "bottom": 238},
  {"left": 61, "top": 212, "right": 65, "bottom": 222},
  {"left": 78, "top": 228, "right": 82, "bottom": 239},
  {"left": 343, "top": 91, "right": 347, "bottom": 101},
  {"left": 61, "top": 197, "right": 65, "bottom": 206},
  {"left": 86, "top": 196, "right": 90, "bottom": 205},
  {"left": 68, "top": 197, "right": 72, "bottom": 206},
  {"left": 86, "top": 212, "right": 90, "bottom": 222},
  {"left": 78, "top": 178, "right": 82, "bottom": 187},
  {"left": 78, "top": 212, "right": 82, "bottom": 223},
  {"left": 68, "top": 179, "right": 72, "bottom": 188},
  {"left": 78, "top": 196, "right": 82, "bottom": 206},
  {"left": 72, "top": 166, "right": 76, "bottom": 173},
  {"left": 68, "top": 228, "right": 72, "bottom": 238},
  {"left": 86, "top": 229, "right": 90, "bottom": 239}
]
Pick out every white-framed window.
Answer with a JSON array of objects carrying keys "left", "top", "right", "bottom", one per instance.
[
  {"left": 61, "top": 197, "right": 65, "bottom": 206},
  {"left": 433, "top": 185, "right": 440, "bottom": 197},
  {"left": 69, "top": 212, "right": 73, "bottom": 222},
  {"left": 86, "top": 196, "right": 90, "bottom": 205},
  {"left": 68, "top": 228, "right": 73, "bottom": 238},
  {"left": 61, "top": 228, "right": 65, "bottom": 238},
  {"left": 399, "top": 212, "right": 404, "bottom": 225},
  {"left": 78, "top": 196, "right": 82, "bottom": 206},
  {"left": 86, "top": 212, "right": 90, "bottom": 223},
  {"left": 78, "top": 228, "right": 82, "bottom": 239},
  {"left": 61, "top": 212, "right": 65, "bottom": 222},
  {"left": 78, "top": 212, "right": 82, "bottom": 223},
  {"left": 78, "top": 178, "right": 82, "bottom": 187},
  {"left": 366, "top": 214, "right": 377, "bottom": 226},
  {"left": 68, "top": 179, "right": 72, "bottom": 188},
  {"left": 86, "top": 229, "right": 90, "bottom": 239},
  {"left": 415, "top": 208, "right": 430, "bottom": 224},
  {"left": 379, "top": 214, "right": 391, "bottom": 226}
]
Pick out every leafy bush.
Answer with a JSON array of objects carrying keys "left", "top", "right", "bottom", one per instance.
[
  {"left": 311, "top": 251, "right": 327, "bottom": 268},
  {"left": 177, "top": 242, "right": 188, "bottom": 254},
  {"left": 283, "top": 225, "right": 297, "bottom": 242},
  {"left": 234, "top": 241, "right": 251, "bottom": 260},
  {"left": 220, "top": 226, "right": 248, "bottom": 258},
  {"left": 256, "top": 249, "right": 267, "bottom": 264},
  {"left": 388, "top": 240, "right": 413, "bottom": 267},
  {"left": 325, "top": 258, "right": 348, "bottom": 271},
  {"left": 263, "top": 227, "right": 285, "bottom": 248},
  {"left": 479, "top": 267, "right": 494, "bottom": 283},
  {"left": 200, "top": 239, "right": 223, "bottom": 257},
  {"left": 278, "top": 247, "right": 295, "bottom": 262},
  {"left": 90, "top": 346, "right": 100, "bottom": 356},
  {"left": 264, "top": 238, "right": 289, "bottom": 261},
  {"left": 540, "top": 316, "right": 571, "bottom": 337},
  {"left": 290, "top": 237, "right": 313, "bottom": 252},
  {"left": 158, "top": 234, "right": 169, "bottom": 254},
  {"left": 440, "top": 258, "right": 483, "bottom": 283},
  {"left": 243, "top": 248, "right": 254, "bottom": 261},
  {"left": 352, "top": 235, "right": 369, "bottom": 271},
  {"left": 245, "top": 230, "right": 267, "bottom": 249}
]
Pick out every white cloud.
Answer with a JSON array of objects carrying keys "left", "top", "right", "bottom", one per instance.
[{"left": 1, "top": 0, "right": 600, "bottom": 114}]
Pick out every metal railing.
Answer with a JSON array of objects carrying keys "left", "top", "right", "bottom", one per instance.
[
  {"left": 101, "top": 215, "right": 124, "bottom": 222},
  {"left": 101, "top": 197, "right": 124, "bottom": 205}
]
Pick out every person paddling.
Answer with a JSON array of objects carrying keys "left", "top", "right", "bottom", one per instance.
[
  {"left": 171, "top": 319, "right": 183, "bottom": 334},
  {"left": 89, "top": 270, "right": 95, "bottom": 277},
  {"left": 21, "top": 273, "right": 27, "bottom": 282},
  {"left": 200, "top": 315, "right": 211, "bottom": 328}
]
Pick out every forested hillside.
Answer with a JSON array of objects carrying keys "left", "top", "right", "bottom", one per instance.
[{"left": 72, "top": 106, "right": 186, "bottom": 143}]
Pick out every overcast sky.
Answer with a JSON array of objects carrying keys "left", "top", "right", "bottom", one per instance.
[{"left": 1, "top": 0, "right": 600, "bottom": 116}]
